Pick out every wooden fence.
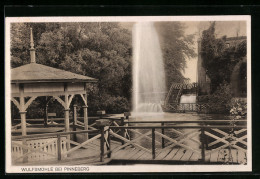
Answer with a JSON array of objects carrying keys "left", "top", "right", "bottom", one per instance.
[{"left": 11, "top": 116, "right": 247, "bottom": 165}]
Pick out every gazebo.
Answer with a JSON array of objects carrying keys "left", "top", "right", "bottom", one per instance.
[{"left": 11, "top": 28, "right": 97, "bottom": 140}]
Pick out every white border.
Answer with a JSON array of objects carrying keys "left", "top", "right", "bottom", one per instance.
[{"left": 5, "top": 16, "right": 252, "bottom": 173}]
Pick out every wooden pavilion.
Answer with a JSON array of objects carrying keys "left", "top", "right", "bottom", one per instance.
[{"left": 11, "top": 28, "right": 97, "bottom": 143}]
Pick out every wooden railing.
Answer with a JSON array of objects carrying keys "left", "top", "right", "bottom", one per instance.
[
  {"left": 11, "top": 115, "right": 247, "bottom": 165},
  {"left": 11, "top": 129, "right": 100, "bottom": 164},
  {"left": 104, "top": 118, "right": 247, "bottom": 164},
  {"left": 162, "top": 103, "right": 212, "bottom": 113}
]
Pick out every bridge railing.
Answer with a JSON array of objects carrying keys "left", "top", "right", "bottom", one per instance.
[{"left": 104, "top": 118, "right": 247, "bottom": 164}]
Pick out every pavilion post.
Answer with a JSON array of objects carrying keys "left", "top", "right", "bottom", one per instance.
[
  {"left": 64, "top": 108, "right": 70, "bottom": 151},
  {"left": 19, "top": 84, "right": 28, "bottom": 163},
  {"left": 73, "top": 105, "right": 77, "bottom": 141},
  {"left": 83, "top": 84, "right": 89, "bottom": 140},
  {"left": 44, "top": 104, "right": 48, "bottom": 127},
  {"left": 83, "top": 104, "right": 89, "bottom": 140},
  {"left": 64, "top": 84, "right": 71, "bottom": 151}
]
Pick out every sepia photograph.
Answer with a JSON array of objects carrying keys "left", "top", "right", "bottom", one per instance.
[{"left": 5, "top": 16, "right": 251, "bottom": 173}]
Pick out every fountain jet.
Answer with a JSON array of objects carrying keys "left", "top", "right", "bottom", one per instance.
[{"left": 132, "top": 22, "right": 166, "bottom": 113}]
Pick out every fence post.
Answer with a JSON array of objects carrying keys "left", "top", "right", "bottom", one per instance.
[
  {"left": 44, "top": 104, "right": 48, "bottom": 127},
  {"left": 152, "top": 128, "right": 155, "bottom": 159},
  {"left": 120, "top": 117, "right": 125, "bottom": 145},
  {"left": 161, "top": 122, "right": 165, "bottom": 148},
  {"left": 57, "top": 134, "right": 62, "bottom": 161},
  {"left": 95, "top": 119, "right": 110, "bottom": 162},
  {"left": 100, "top": 126, "right": 105, "bottom": 162},
  {"left": 73, "top": 105, "right": 77, "bottom": 141},
  {"left": 124, "top": 112, "right": 131, "bottom": 140},
  {"left": 201, "top": 125, "right": 206, "bottom": 163},
  {"left": 205, "top": 124, "right": 209, "bottom": 150},
  {"left": 107, "top": 128, "right": 111, "bottom": 158}
]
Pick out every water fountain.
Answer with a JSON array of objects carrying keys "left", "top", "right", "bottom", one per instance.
[{"left": 132, "top": 22, "right": 166, "bottom": 113}]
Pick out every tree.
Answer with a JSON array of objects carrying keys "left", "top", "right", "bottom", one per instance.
[
  {"left": 201, "top": 22, "right": 247, "bottom": 93},
  {"left": 11, "top": 22, "right": 132, "bottom": 115},
  {"left": 155, "top": 22, "right": 196, "bottom": 89}
]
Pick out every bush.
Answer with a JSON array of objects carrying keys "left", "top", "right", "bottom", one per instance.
[
  {"left": 197, "top": 82, "right": 232, "bottom": 114},
  {"left": 102, "top": 95, "right": 130, "bottom": 114},
  {"left": 230, "top": 98, "right": 247, "bottom": 119}
]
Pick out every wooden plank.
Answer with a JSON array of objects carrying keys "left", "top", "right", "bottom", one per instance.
[
  {"left": 24, "top": 83, "right": 64, "bottom": 93},
  {"left": 48, "top": 113, "right": 56, "bottom": 117},
  {"left": 189, "top": 152, "right": 200, "bottom": 161},
  {"left": 68, "top": 148, "right": 99, "bottom": 159},
  {"left": 137, "top": 150, "right": 152, "bottom": 160},
  {"left": 131, "top": 150, "right": 146, "bottom": 160},
  {"left": 230, "top": 149, "right": 237, "bottom": 163},
  {"left": 155, "top": 148, "right": 172, "bottom": 160},
  {"left": 238, "top": 150, "right": 247, "bottom": 164},
  {"left": 112, "top": 145, "right": 133, "bottom": 158},
  {"left": 126, "top": 148, "right": 142, "bottom": 160},
  {"left": 135, "top": 150, "right": 149, "bottom": 160},
  {"left": 205, "top": 151, "right": 211, "bottom": 162},
  {"left": 180, "top": 149, "right": 193, "bottom": 161},
  {"left": 111, "top": 149, "right": 126, "bottom": 159},
  {"left": 120, "top": 147, "right": 137, "bottom": 160},
  {"left": 113, "top": 147, "right": 133, "bottom": 159},
  {"left": 209, "top": 150, "right": 218, "bottom": 162},
  {"left": 164, "top": 148, "right": 179, "bottom": 160},
  {"left": 11, "top": 84, "right": 19, "bottom": 93},
  {"left": 172, "top": 148, "right": 186, "bottom": 161},
  {"left": 217, "top": 149, "right": 230, "bottom": 163},
  {"left": 68, "top": 83, "right": 84, "bottom": 92}
]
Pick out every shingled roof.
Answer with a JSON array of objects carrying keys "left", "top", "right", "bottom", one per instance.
[{"left": 11, "top": 63, "right": 97, "bottom": 83}]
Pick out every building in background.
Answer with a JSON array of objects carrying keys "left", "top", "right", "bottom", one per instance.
[{"left": 197, "top": 36, "right": 247, "bottom": 97}]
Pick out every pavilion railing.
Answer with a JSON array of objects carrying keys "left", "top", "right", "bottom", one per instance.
[{"left": 11, "top": 129, "right": 100, "bottom": 164}]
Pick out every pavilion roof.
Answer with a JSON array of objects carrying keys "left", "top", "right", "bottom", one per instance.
[{"left": 11, "top": 63, "right": 97, "bottom": 84}]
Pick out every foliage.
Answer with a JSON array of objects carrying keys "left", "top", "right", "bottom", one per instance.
[
  {"left": 155, "top": 22, "right": 196, "bottom": 89},
  {"left": 11, "top": 22, "right": 132, "bottom": 116},
  {"left": 201, "top": 22, "right": 247, "bottom": 93},
  {"left": 197, "top": 82, "right": 232, "bottom": 114},
  {"left": 230, "top": 98, "right": 247, "bottom": 119},
  {"left": 11, "top": 22, "right": 195, "bottom": 116}
]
